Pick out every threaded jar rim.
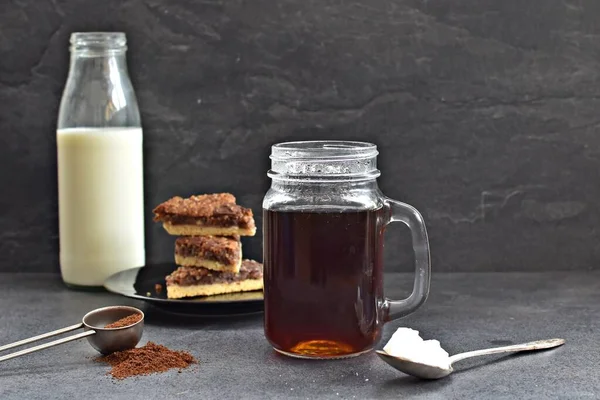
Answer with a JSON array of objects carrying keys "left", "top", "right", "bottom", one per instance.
[{"left": 268, "top": 140, "right": 380, "bottom": 182}]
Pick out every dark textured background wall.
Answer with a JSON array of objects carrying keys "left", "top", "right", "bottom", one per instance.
[{"left": 1, "top": 0, "right": 599, "bottom": 273}]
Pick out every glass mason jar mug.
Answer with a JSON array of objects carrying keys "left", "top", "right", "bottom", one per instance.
[{"left": 263, "top": 141, "right": 431, "bottom": 359}]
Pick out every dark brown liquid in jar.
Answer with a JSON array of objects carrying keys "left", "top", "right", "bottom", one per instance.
[{"left": 263, "top": 207, "right": 385, "bottom": 358}]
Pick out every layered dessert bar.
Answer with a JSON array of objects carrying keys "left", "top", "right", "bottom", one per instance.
[
  {"left": 165, "top": 259, "right": 264, "bottom": 299},
  {"left": 175, "top": 235, "right": 242, "bottom": 273},
  {"left": 153, "top": 193, "right": 256, "bottom": 236}
]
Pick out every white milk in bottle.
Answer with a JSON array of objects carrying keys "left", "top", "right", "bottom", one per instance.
[
  {"left": 57, "top": 32, "right": 145, "bottom": 288},
  {"left": 57, "top": 128, "right": 145, "bottom": 286}
]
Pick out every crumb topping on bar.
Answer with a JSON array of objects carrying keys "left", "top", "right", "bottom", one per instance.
[
  {"left": 166, "top": 259, "right": 263, "bottom": 286},
  {"left": 175, "top": 236, "right": 241, "bottom": 266},
  {"left": 153, "top": 193, "right": 254, "bottom": 229}
]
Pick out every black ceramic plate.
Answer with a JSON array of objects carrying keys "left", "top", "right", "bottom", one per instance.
[{"left": 104, "top": 264, "right": 264, "bottom": 317}]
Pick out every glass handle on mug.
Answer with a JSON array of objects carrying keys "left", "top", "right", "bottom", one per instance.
[{"left": 382, "top": 197, "right": 431, "bottom": 321}]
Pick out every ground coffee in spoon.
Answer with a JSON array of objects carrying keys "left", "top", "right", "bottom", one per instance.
[
  {"left": 97, "top": 342, "right": 197, "bottom": 380},
  {"left": 104, "top": 314, "right": 142, "bottom": 329}
]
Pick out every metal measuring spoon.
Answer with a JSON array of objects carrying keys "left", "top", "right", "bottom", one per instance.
[
  {"left": 376, "top": 338, "right": 565, "bottom": 380},
  {"left": 0, "top": 306, "right": 144, "bottom": 362}
]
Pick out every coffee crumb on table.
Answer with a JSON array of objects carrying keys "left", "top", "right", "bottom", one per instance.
[
  {"left": 96, "top": 342, "right": 197, "bottom": 380},
  {"left": 104, "top": 313, "right": 142, "bottom": 329}
]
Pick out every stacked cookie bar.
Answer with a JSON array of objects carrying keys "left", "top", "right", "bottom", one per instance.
[{"left": 153, "top": 193, "right": 263, "bottom": 299}]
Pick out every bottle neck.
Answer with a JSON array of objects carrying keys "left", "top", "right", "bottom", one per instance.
[
  {"left": 69, "top": 32, "right": 127, "bottom": 56},
  {"left": 59, "top": 48, "right": 139, "bottom": 129},
  {"left": 69, "top": 50, "right": 128, "bottom": 72},
  {"left": 68, "top": 32, "right": 129, "bottom": 75}
]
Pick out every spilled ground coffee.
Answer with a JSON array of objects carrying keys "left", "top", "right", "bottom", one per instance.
[{"left": 97, "top": 342, "right": 197, "bottom": 379}]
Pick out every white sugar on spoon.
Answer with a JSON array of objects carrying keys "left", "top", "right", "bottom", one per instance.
[{"left": 376, "top": 327, "right": 565, "bottom": 380}]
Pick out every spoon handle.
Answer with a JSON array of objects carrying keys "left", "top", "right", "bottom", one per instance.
[
  {"left": 449, "top": 338, "right": 565, "bottom": 364},
  {"left": 0, "top": 330, "right": 96, "bottom": 362},
  {"left": 0, "top": 323, "right": 84, "bottom": 352}
]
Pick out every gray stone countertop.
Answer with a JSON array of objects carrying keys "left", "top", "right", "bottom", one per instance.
[{"left": 0, "top": 272, "right": 598, "bottom": 400}]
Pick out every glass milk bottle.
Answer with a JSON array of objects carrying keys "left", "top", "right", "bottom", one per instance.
[{"left": 57, "top": 32, "right": 145, "bottom": 288}]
